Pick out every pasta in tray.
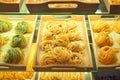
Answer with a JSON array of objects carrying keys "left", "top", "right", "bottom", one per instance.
[
  {"left": 15, "top": 21, "right": 33, "bottom": 34},
  {"left": 65, "top": 20, "right": 78, "bottom": 31},
  {"left": 0, "top": 20, "right": 12, "bottom": 33},
  {"left": 39, "top": 51, "right": 57, "bottom": 66},
  {"left": 54, "top": 33, "right": 70, "bottom": 47},
  {"left": 98, "top": 46, "right": 118, "bottom": 65},
  {"left": 10, "top": 34, "right": 28, "bottom": 49},
  {"left": 0, "top": 72, "right": 34, "bottom": 79},
  {"left": 45, "top": 21, "right": 67, "bottom": 34},
  {"left": 69, "top": 52, "right": 84, "bottom": 65},
  {"left": 92, "top": 19, "right": 111, "bottom": 33},
  {"left": 39, "top": 19, "right": 88, "bottom": 66},
  {"left": 43, "top": 30, "right": 54, "bottom": 40},
  {"left": 3, "top": 48, "right": 24, "bottom": 64},
  {"left": 40, "top": 40, "right": 55, "bottom": 52},
  {"left": 52, "top": 47, "right": 72, "bottom": 64},
  {"left": 68, "top": 29, "right": 82, "bottom": 41},
  {"left": 95, "top": 31, "right": 113, "bottom": 47},
  {"left": 67, "top": 41, "right": 85, "bottom": 52}
]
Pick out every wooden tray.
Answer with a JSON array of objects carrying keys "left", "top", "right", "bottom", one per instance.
[
  {"left": 0, "top": 0, "right": 24, "bottom": 12},
  {"left": 0, "top": 15, "right": 37, "bottom": 70},
  {"left": 88, "top": 15, "right": 120, "bottom": 71},
  {"left": 33, "top": 15, "right": 93, "bottom": 71},
  {"left": 38, "top": 72, "right": 86, "bottom": 80},
  {"left": 26, "top": 0, "right": 99, "bottom": 13},
  {"left": 104, "top": 0, "right": 120, "bottom": 14}
]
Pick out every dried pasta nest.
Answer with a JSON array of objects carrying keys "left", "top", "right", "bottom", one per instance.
[
  {"left": 54, "top": 33, "right": 70, "bottom": 47},
  {"left": 98, "top": 46, "right": 118, "bottom": 65},
  {"left": 46, "top": 21, "right": 67, "bottom": 34},
  {"left": 68, "top": 52, "right": 84, "bottom": 65},
  {"left": 67, "top": 41, "right": 85, "bottom": 52},
  {"left": 52, "top": 47, "right": 72, "bottom": 64},
  {"left": 92, "top": 19, "right": 112, "bottom": 33},
  {"left": 43, "top": 30, "right": 54, "bottom": 40},
  {"left": 11, "top": 34, "right": 28, "bottom": 49},
  {"left": 39, "top": 51, "right": 57, "bottom": 66},
  {"left": 3, "top": 48, "right": 24, "bottom": 64},
  {"left": 95, "top": 31, "right": 113, "bottom": 47},
  {"left": 65, "top": 20, "right": 78, "bottom": 32},
  {"left": 68, "top": 29, "right": 82, "bottom": 41},
  {"left": 0, "top": 20, "right": 12, "bottom": 33},
  {"left": 40, "top": 40, "right": 55, "bottom": 52},
  {"left": 15, "top": 21, "right": 32, "bottom": 34}
]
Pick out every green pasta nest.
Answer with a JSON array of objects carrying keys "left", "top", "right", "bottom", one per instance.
[
  {"left": 11, "top": 35, "right": 27, "bottom": 49},
  {"left": 4, "top": 48, "right": 24, "bottom": 64},
  {"left": 15, "top": 21, "right": 29, "bottom": 34},
  {"left": 0, "top": 20, "right": 12, "bottom": 33}
]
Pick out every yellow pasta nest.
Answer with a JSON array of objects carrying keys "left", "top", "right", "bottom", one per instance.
[
  {"left": 39, "top": 51, "right": 57, "bottom": 66},
  {"left": 112, "top": 21, "right": 120, "bottom": 34},
  {"left": 98, "top": 46, "right": 118, "bottom": 65},
  {"left": 0, "top": 72, "right": 34, "bottom": 79},
  {"left": 41, "top": 40, "right": 55, "bottom": 52},
  {"left": 43, "top": 30, "right": 54, "bottom": 40},
  {"left": 46, "top": 21, "right": 66, "bottom": 34},
  {"left": 111, "top": 0, "right": 120, "bottom": 3},
  {"left": 69, "top": 52, "right": 84, "bottom": 65},
  {"left": 54, "top": 33, "right": 70, "bottom": 47},
  {"left": 52, "top": 47, "right": 72, "bottom": 64},
  {"left": 67, "top": 41, "right": 85, "bottom": 52},
  {"left": 65, "top": 20, "right": 78, "bottom": 32},
  {"left": 95, "top": 31, "right": 113, "bottom": 47},
  {"left": 68, "top": 29, "right": 82, "bottom": 41},
  {"left": 92, "top": 19, "right": 111, "bottom": 33}
]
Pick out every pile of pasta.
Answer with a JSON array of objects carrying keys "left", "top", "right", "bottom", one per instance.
[
  {"left": 40, "top": 72, "right": 85, "bottom": 80},
  {"left": 92, "top": 19, "right": 120, "bottom": 65},
  {"left": 0, "top": 20, "right": 32, "bottom": 65},
  {"left": 0, "top": 72, "right": 34, "bottom": 80},
  {"left": 111, "top": 0, "right": 120, "bottom": 3},
  {"left": 38, "top": 20, "right": 87, "bottom": 66}
]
